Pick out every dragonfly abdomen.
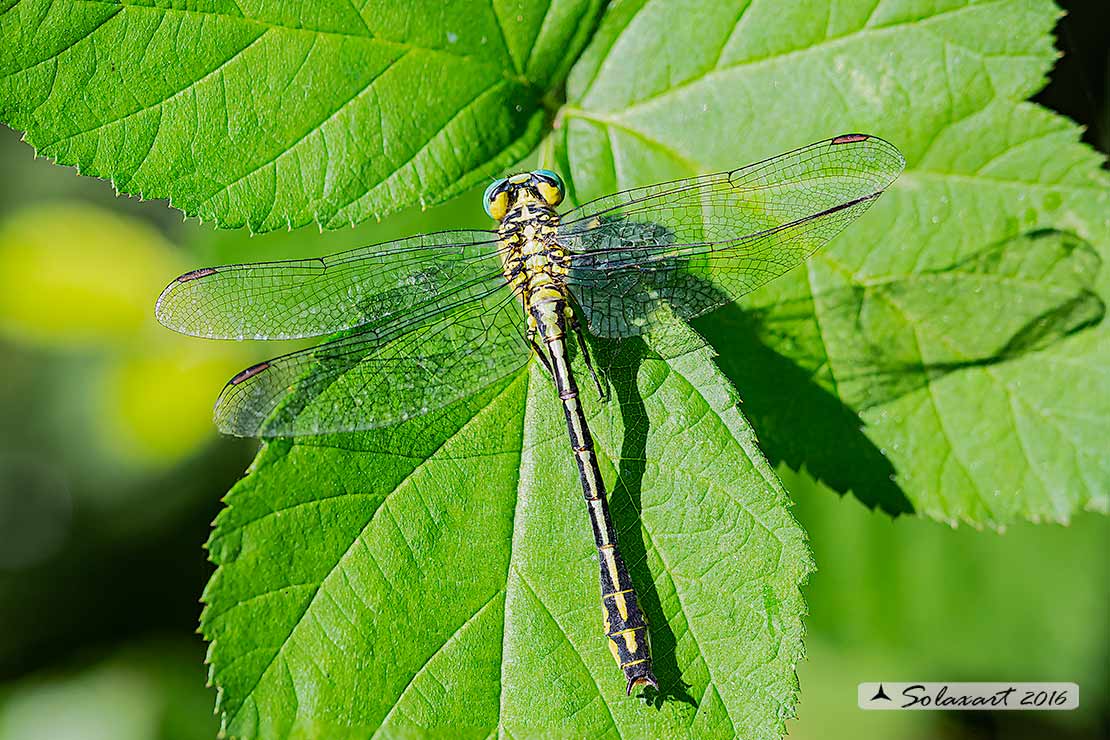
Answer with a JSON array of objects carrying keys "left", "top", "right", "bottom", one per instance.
[{"left": 531, "top": 298, "right": 658, "bottom": 695}]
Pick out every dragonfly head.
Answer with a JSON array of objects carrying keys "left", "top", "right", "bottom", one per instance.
[{"left": 483, "top": 169, "right": 565, "bottom": 221}]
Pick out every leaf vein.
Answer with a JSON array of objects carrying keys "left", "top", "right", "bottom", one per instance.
[
  {"left": 225, "top": 380, "right": 521, "bottom": 726},
  {"left": 329, "top": 76, "right": 510, "bottom": 219},
  {"left": 373, "top": 590, "right": 503, "bottom": 737},
  {"left": 584, "top": 0, "right": 1018, "bottom": 117},
  {"left": 6, "top": 2, "right": 122, "bottom": 78},
  {"left": 199, "top": 47, "right": 411, "bottom": 212},
  {"left": 41, "top": 27, "right": 269, "bottom": 150}
]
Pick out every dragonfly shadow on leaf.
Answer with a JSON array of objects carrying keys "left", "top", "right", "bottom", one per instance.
[
  {"left": 572, "top": 211, "right": 914, "bottom": 515},
  {"left": 701, "top": 228, "right": 1104, "bottom": 517},
  {"left": 576, "top": 211, "right": 915, "bottom": 516},
  {"left": 699, "top": 306, "right": 915, "bottom": 517},
  {"left": 590, "top": 337, "right": 698, "bottom": 710}
]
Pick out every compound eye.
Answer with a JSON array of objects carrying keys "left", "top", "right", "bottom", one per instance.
[
  {"left": 534, "top": 169, "right": 565, "bottom": 207},
  {"left": 483, "top": 179, "right": 509, "bottom": 220}
]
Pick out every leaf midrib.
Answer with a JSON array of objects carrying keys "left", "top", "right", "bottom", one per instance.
[{"left": 497, "top": 367, "right": 531, "bottom": 738}]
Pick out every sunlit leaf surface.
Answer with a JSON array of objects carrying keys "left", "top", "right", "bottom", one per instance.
[
  {"left": 0, "top": 0, "right": 603, "bottom": 230},
  {"left": 4, "top": 1, "right": 1108, "bottom": 738},
  {"left": 556, "top": 0, "right": 1110, "bottom": 526},
  {"left": 203, "top": 332, "right": 812, "bottom": 739}
]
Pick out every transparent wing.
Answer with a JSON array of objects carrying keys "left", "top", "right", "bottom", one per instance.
[
  {"left": 559, "top": 135, "right": 905, "bottom": 337},
  {"left": 156, "top": 229, "right": 501, "bottom": 340},
  {"left": 215, "top": 285, "right": 528, "bottom": 437}
]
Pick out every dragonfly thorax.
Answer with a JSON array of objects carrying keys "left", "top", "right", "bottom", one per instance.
[{"left": 498, "top": 198, "right": 569, "bottom": 305}]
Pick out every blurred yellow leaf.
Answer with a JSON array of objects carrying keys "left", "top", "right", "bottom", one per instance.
[
  {"left": 95, "top": 345, "right": 248, "bottom": 468},
  {"left": 0, "top": 204, "right": 178, "bottom": 345},
  {"left": 0, "top": 202, "right": 251, "bottom": 469}
]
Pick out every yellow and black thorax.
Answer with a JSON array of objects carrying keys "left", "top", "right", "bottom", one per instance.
[
  {"left": 497, "top": 196, "right": 568, "bottom": 308},
  {"left": 486, "top": 170, "right": 570, "bottom": 317}
]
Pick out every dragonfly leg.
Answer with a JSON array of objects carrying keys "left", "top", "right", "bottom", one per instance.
[
  {"left": 529, "top": 329, "right": 554, "bottom": 377},
  {"left": 571, "top": 317, "right": 608, "bottom": 403}
]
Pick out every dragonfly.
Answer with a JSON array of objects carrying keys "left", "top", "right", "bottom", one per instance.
[{"left": 157, "top": 134, "right": 904, "bottom": 695}]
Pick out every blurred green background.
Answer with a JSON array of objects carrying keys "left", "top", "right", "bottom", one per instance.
[{"left": 0, "top": 2, "right": 1106, "bottom": 739}]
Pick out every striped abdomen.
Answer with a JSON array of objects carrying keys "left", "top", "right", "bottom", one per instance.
[{"left": 530, "top": 296, "right": 657, "bottom": 695}]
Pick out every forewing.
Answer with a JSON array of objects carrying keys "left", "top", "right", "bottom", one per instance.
[
  {"left": 559, "top": 135, "right": 905, "bottom": 337},
  {"left": 215, "top": 285, "right": 528, "bottom": 437},
  {"left": 156, "top": 230, "right": 501, "bottom": 339}
]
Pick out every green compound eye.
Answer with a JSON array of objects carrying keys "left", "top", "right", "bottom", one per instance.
[
  {"left": 483, "top": 179, "right": 507, "bottom": 219},
  {"left": 535, "top": 169, "right": 564, "bottom": 191},
  {"left": 534, "top": 169, "right": 565, "bottom": 207}
]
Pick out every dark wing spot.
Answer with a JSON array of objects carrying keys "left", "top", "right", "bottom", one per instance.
[
  {"left": 178, "top": 267, "right": 218, "bottom": 282},
  {"left": 831, "top": 133, "right": 870, "bottom": 145},
  {"left": 230, "top": 362, "right": 271, "bottom": 385}
]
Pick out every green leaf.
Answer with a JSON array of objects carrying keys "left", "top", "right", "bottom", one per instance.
[
  {"left": 0, "top": 0, "right": 603, "bottom": 231},
  {"left": 202, "top": 330, "right": 812, "bottom": 739},
  {"left": 13, "top": 0, "right": 1105, "bottom": 736},
  {"left": 555, "top": 0, "right": 1110, "bottom": 527}
]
